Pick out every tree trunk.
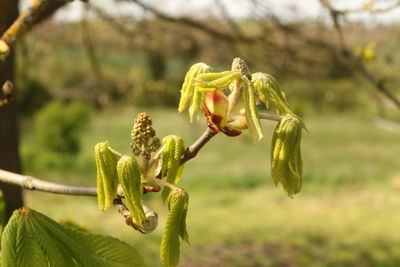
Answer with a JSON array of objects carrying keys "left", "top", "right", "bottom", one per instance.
[{"left": 0, "top": 0, "right": 24, "bottom": 220}]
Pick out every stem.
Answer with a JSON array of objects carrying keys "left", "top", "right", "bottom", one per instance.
[
  {"left": 108, "top": 147, "right": 123, "bottom": 158},
  {"left": 259, "top": 113, "right": 283, "bottom": 122},
  {"left": 0, "top": 127, "right": 217, "bottom": 196},
  {"left": 145, "top": 178, "right": 180, "bottom": 191},
  {"left": 180, "top": 127, "right": 218, "bottom": 164}
]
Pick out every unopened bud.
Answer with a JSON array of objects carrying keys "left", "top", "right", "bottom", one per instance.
[
  {"left": 0, "top": 40, "right": 9, "bottom": 61},
  {"left": 2, "top": 80, "right": 13, "bottom": 96}
]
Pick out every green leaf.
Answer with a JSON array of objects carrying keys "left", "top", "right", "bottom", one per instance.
[
  {"left": 270, "top": 116, "right": 303, "bottom": 197},
  {"left": 178, "top": 63, "right": 212, "bottom": 117},
  {"left": 252, "top": 72, "right": 294, "bottom": 115},
  {"left": 195, "top": 71, "right": 241, "bottom": 89},
  {"left": 117, "top": 155, "right": 145, "bottom": 228},
  {"left": 94, "top": 141, "right": 119, "bottom": 211},
  {"left": 160, "top": 190, "right": 189, "bottom": 267},
  {"left": 188, "top": 87, "right": 204, "bottom": 123},
  {"left": 161, "top": 136, "right": 185, "bottom": 202},
  {"left": 2, "top": 208, "right": 147, "bottom": 267},
  {"left": 243, "top": 78, "right": 263, "bottom": 142}
]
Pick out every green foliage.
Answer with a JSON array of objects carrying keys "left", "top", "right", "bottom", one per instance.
[
  {"left": 117, "top": 155, "right": 145, "bottom": 227},
  {"left": 243, "top": 79, "right": 263, "bottom": 142},
  {"left": 271, "top": 116, "right": 303, "bottom": 197},
  {"left": 95, "top": 141, "right": 119, "bottom": 211},
  {"left": 178, "top": 62, "right": 213, "bottom": 121},
  {"left": 195, "top": 71, "right": 241, "bottom": 89},
  {"left": 160, "top": 190, "right": 189, "bottom": 267},
  {"left": 179, "top": 58, "right": 304, "bottom": 195},
  {"left": 35, "top": 101, "right": 90, "bottom": 154},
  {"left": 1, "top": 208, "right": 147, "bottom": 267},
  {"left": 161, "top": 136, "right": 185, "bottom": 202},
  {"left": 252, "top": 72, "right": 292, "bottom": 115}
]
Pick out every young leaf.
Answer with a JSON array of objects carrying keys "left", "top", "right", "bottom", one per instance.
[
  {"left": 178, "top": 63, "right": 212, "bottom": 114},
  {"left": 195, "top": 71, "right": 241, "bottom": 89},
  {"left": 243, "top": 78, "right": 263, "bottom": 142},
  {"left": 117, "top": 155, "right": 145, "bottom": 227},
  {"left": 2, "top": 208, "right": 147, "bottom": 267},
  {"left": 161, "top": 136, "right": 185, "bottom": 202},
  {"left": 270, "top": 116, "right": 303, "bottom": 197},
  {"left": 252, "top": 72, "right": 294, "bottom": 115},
  {"left": 94, "top": 141, "right": 119, "bottom": 211},
  {"left": 160, "top": 190, "right": 189, "bottom": 267},
  {"left": 188, "top": 87, "right": 204, "bottom": 123}
]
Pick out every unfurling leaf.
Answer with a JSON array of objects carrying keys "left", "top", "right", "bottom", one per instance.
[
  {"left": 252, "top": 72, "right": 294, "bottom": 115},
  {"left": 1, "top": 208, "right": 147, "bottom": 267},
  {"left": 160, "top": 190, "right": 189, "bottom": 267},
  {"left": 271, "top": 115, "right": 303, "bottom": 197},
  {"left": 195, "top": 71, "right": 241, "bottom": 89},
  {"left": 243, "top": 78, "right": 263, "bottom": 142},
  {"left": 117, "top": 155, "right": 145, "bottom": 227},
  {"left": 161, "top": 136, "right": 185, "bottom": 202},
  {"left": 179, "top": 63, "right": 212, "bottom": 122},
  {"left": 94, "top": 141, "right": 119, "bottom": 211}
]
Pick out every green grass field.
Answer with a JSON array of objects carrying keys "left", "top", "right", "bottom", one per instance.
[{"left": 21, "top": 107, "right": 400, "bottom": 266}]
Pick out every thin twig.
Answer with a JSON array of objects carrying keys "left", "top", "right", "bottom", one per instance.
[
  {"left": 129, "top": 0, "right": 263, "bottom": 43},
  {"left": 0, "top": 169, "right": 98, "bottom": 196},
  {"left": 259, "top": 113, "right": 282, "bottom": 122},
  {"left": 320, "top": 0, "right": 400, "bottom": 109},
  {"left": 108, "top": 147, "right": 123, "bottom": 158},
  {"left": 145, "top": 178, "right": 180, "bottom": 191},
  {"left": 180, "top": 127, "right": 218, "bottom": 164},
  {"left": 0, "top": 127, "right": 217, "bottom": 196}
]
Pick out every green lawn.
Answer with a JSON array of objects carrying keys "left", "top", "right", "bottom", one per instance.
[{"left": 22, "top": 107, "right": 400, "bottom": 266}]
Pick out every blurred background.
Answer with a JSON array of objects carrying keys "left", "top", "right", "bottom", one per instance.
[{"left": 2, "top": 0, "right": 400, "bottom": 266}]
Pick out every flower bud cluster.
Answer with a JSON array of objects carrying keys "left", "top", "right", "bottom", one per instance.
[
  {"left": 131, "top": 113, "right": 160, "bottom": 160},
  {"left": 231, "top": 57, "right": 250, "bottom": 79}
]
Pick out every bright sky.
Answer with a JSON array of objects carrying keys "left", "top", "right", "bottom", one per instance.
[{"left": 21, "top": 0, "right": 400, "bottom": 24}]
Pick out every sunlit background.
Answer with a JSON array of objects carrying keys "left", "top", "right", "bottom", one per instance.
[{"left": 10, "top": 0, "right": 400, "bottom": 266}]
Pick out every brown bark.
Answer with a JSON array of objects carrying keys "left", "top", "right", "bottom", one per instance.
[{"left": 0, "top": 0, "right": 24, "bottom": 220}]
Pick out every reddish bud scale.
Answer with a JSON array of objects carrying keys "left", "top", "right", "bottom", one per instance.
[{"left": 202, "top": 104, "right": 241, "bottom": 137}]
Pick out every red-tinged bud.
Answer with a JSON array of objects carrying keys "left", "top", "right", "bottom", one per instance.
[{"left": 204, "top": 90, "right": 229, "bottom": 128}]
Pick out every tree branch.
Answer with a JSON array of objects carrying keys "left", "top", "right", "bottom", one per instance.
[
  {"left": 0, "top": 127, "right": 217, "bottom": 196},
  {"left": 129, "top": 0, "right": 263, "bottom": 43},
  {"left": 0, "top": 169, "right": 98, "bottom": 196},
  {"left": 320, "top": 0, "right": 400, "bottom": 109},
  {"left": 180, "top": 127, "right": 218, "bottom": 164}
]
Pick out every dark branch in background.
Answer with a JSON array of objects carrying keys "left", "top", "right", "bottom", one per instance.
[
  {"left": 129, "top": 0, "right": 264, "bottom": 43},
  {"left": 0, "top": 0, "right": 76, "bottom": 71},
  {"left": 0, "top": 0, "right": 76, "bottom": 50},
  {"left": 319, "top": 0, "right": 400, "bottom": 108},
  {"left": 321, "top": 0, "right": 400, "bottom": 14},
  {"left": 90, "top": 5, "right": 137, "bottom": 38},
  {"left": 213, "top": 0, "right": 244, "bottom": 41},
  {"left": 81, "top": 7, "right": 104, "bottom": 81}
]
